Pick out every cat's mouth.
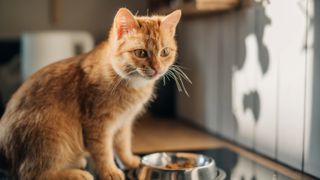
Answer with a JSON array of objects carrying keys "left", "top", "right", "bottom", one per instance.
[{"left": 126, "top": 68, "right": 162, "bottom": 80}]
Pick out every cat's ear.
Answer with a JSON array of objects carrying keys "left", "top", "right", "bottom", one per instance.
[
  {"left": 114, "top": 8, "right": 139, "bottom": 39},
  {"left": 161, "top": 10, "right": 182, "bottom": 37}
]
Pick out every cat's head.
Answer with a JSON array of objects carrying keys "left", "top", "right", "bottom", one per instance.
[{"left": 109, "top": 8, "right": 181, "bottom": 86}]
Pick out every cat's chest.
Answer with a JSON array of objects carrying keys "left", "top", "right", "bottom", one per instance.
[
  {"left": 84, "top": 83, "right": 154, "bottom": 118},
  {"left": 116, "top": 102, "right": 144, "bottom": 124},
  {"left": 107, "top": 86, "right": 152, "bottom": 131},
  {"left": 113, "top": 86, "right": 153, "bottom": 109},
  {"left": 106, "top": 89, "right": 151, "bottom": 123}
]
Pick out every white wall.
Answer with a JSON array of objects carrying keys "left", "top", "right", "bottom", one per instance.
[{"left": 177, "top": 0, "right": 320, "bottom": 178}]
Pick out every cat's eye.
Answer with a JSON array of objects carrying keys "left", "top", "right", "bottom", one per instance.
[
  {"left": 160, "top": 48, "right": 170, "bottom": 57},
  {"left": 134, "top": 49, "right": 148, "bottom": 58}
]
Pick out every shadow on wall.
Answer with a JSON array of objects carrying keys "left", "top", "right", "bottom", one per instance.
[
  {"left": 243, "top": 91, "right": 260, "bottom": 121},
  {"left": 235, "top": 1, "right": 271, "bottom": 123},
  {"left": 236, "top": 3, "right": 271, "bottom": 75}
]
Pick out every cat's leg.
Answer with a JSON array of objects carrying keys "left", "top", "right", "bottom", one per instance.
[
  {"left": 114, "top": 120, "right": 140, "bottom": 169},
  {"left": 84, "top": 121, "right": 125, "bottom": 180},
  {"left": 13, "top": 118, "right": 91, "bottom": 179},
  {"left": 18, "top": 153, "right": 93, "bottom": 180},
  {"left": 75, "top": 156, "right": 88, "bottom": 169},
  {"left": 68, "top": 155, "right": 88, "bottom": 169}
]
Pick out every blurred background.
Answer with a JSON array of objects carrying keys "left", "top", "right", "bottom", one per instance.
[{"left": 0, "top": 0, "right": 319, "bottom": 179}]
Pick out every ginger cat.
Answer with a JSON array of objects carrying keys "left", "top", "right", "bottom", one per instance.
[{"left": 0, "top": 8, "right": 181, "bottom": 180}]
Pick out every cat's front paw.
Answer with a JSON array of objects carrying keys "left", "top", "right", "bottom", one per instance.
[
  {"left": 101, "top": 167, "right": 125, "bottom": 180},
  {"left": 123, "top": 155, "right": 141, "bottom": 169}
]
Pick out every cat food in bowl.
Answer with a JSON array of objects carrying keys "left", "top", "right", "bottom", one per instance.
[
  {"left": 165, "top": 159, "right": 196, "bottom": 169},
  {"left": 137, "top": 152, "right": 226, "bottom": 180}
]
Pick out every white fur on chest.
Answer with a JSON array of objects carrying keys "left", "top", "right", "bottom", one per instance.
[
  {"left": 113, "top": 103, "right": 144, "bottom": 131},
  {"left": 109, "top": 81, "right": 154, "bottom": 132},
  {"left": 130, "top": 77, "right": 150, "bottom": 88}
]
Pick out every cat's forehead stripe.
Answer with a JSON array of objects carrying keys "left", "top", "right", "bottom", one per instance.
[{"left": 136, "top": 18, "right": 161, "bottom": 52}]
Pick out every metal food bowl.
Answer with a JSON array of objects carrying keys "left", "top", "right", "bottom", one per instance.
[{"left": 136, "top": 152, "right": 226, "bottom": 180}]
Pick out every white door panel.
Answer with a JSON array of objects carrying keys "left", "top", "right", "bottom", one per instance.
[
  {"left": 276, "top": 0, "right": 307, "bottom": 170},
  {"left": 304, "top": 0, "right": 320, "bottom": 177}
]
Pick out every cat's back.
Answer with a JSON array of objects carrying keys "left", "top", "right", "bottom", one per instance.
[
  {"left": 1, "top": 53, "right": 87, "bottom": 123},
  {"left": 0, "top": 54, "right": 88, "bottom": 173}
]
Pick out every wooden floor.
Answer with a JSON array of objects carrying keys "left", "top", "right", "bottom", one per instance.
[{"left": 132, "top": 115, "right": 314, "bottom": 180}]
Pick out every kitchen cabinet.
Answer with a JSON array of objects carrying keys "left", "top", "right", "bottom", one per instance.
[
  {"left": 177, "top": 0, "right": 319, "bottom": 177},
  {"left": 176, "top": 16, "right": 220, "bottom": 133},
  {"left": 218, "top": 12, "right": 237, "bottom": 141}
]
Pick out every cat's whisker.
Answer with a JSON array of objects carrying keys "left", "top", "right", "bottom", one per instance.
[
  {"left": 110, "top": 79, "right": 119, "bottom": 95},
  {"left": 170, "top": 68, "right": 189, "bottom": 84},
  {"left": 168, "top": 70, "right": 182, "bottom": 92},
  {"left": 168, "top": 68, "right": 190, "bottom": 96},
  {"left": 176, "top": 67, "right": 192, "bottom": 84},
  {"left": 171, "top": 69, "right": 189, "bottom": 96},
  {"left": 172, "top": 74, "right": 182, "bottom": 92},
  {"left": 171, "top": 64, "right": 190, "bottom": 70},
  {"left": 175, "top": 71, "right": 189, "bottom": 97},
  {"left": 112, "top": 69, "right": 138, "bottom": 93},
  {"left": 170, "top": 66, "right": 192, "bottom": 84},
  {"left": 136, "top": 67, "right": 151, "bottom": 72},
  {"left": 161, "top": 72, "right": 171, "bottom": 87},
  {"left": 126, "top": 69, "right": 138, "bottom": 76},
  {"left": 110, "top": 77, "right": 123, "bottom": 95},
  {"left": 162, "top": 76, "right": 166, "bottom": 86}
]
